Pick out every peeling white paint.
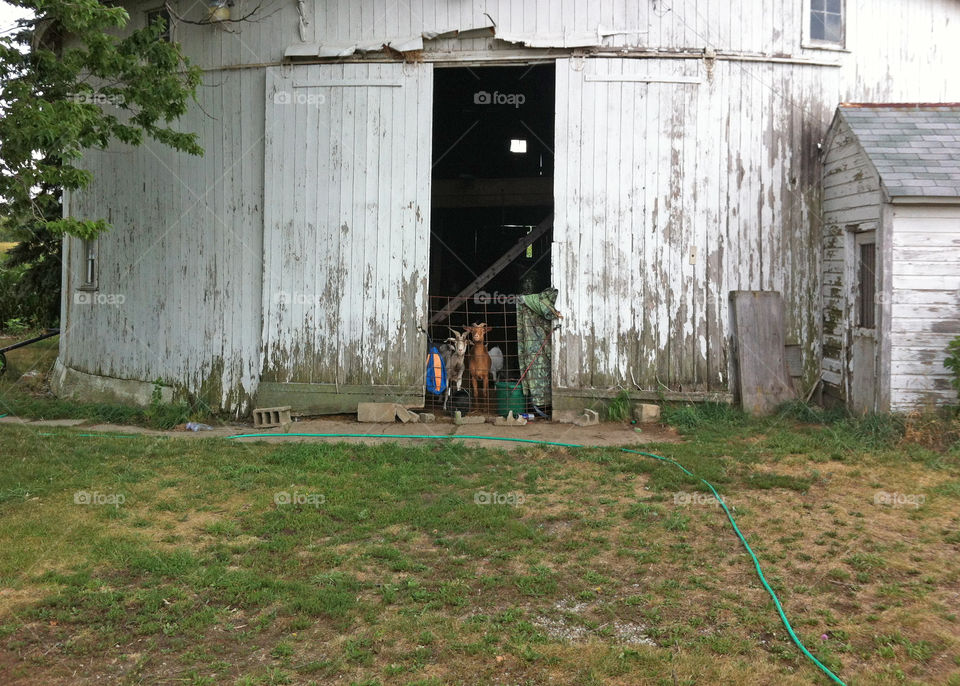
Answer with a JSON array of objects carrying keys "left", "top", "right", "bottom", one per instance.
[{"left": 59, "top": 0, "right": 960, "bottom": 412}]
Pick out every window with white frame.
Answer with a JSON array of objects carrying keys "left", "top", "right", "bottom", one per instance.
[{"left": 810, "top": 0, "right": 844, "bottom": 46}]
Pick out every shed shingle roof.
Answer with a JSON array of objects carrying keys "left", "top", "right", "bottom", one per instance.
[{"left": 839, "top": 104, "right": 960, "bottom": 198}]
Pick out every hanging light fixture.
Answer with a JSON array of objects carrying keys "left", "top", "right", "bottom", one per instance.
[{"left": 509, "top": 138, "right": 527, "bottom": 154}]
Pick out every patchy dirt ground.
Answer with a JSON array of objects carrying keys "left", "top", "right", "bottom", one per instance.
[
  {"left": 1, "top": 405, "right": 958, "bottom": 685},
  {"left": 0, "top": 413, "right": 681, "bottom": 449}
]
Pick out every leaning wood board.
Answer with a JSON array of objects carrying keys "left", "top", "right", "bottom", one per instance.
[{"left": 729, "top": 291, "right": 796, "bottom": 415}]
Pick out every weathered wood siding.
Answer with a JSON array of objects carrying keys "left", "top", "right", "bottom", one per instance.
[
  {"left": 889, "top": 205, "right": 960, "bottom": 411},
  {"left": 62, "top": 69, "right": 265, "bottom": 411},
  {"left": 819, "top": 115, "right": 882, "bottom": 404},
  {"left": 57, "top": 0, "right": 960, "bottom": 412},
  {"left": 553, "top": 55, "right": 829, "bottom": 394},
  {"left": 260, "top": 63, "right": 432, "bottom": 395},
  {"left": 154, "top": 0, "right": 960, "bottom": 67}
]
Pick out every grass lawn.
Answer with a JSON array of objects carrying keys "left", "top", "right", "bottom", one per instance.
[
  {"left": 0, "top": 406, "right": 959, "bottom": 684},
  {"left": 0, "top": 336, "right": 216, "bottom": 429},
  {"left": 0, "top": 332, "right": 58, "bottom": 382}
]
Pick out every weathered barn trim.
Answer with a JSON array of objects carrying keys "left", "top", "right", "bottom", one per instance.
[
  {"left": 256, "top": 382, "right": 424, "bottom": 415},
  {"left": 554, "top": 387, "right": 733, "bottom": 405},
  {"left": 889, "top": 196, "right": 960, "bottom": 205},
  {"left": 206, "top": 50, "right": 844, "bottom": 73}
]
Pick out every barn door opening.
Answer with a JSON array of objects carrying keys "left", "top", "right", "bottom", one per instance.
[
  {"left": 427, "top": 64, "right": 556, "bottom": 415},
  {"left": 849, "top": 230, "right": 878, "bottom": 414}
]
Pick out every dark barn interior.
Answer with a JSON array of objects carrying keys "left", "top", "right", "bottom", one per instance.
[{"left": 428, "top": 64, "right": 556, "bottom": 414}]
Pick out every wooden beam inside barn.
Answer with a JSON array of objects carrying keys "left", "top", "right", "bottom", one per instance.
[
  {"left": 431, "top": 177, "right": 553, "bottom": 208},
  {"left": 428, "top": 212, "right": 553, "bottom": 325}
]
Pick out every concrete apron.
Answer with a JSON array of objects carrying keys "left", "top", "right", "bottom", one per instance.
[{"left": 0, "top": 416, "right": 679, "bottom": 450}]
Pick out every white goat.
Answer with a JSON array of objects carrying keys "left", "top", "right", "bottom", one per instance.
[
  {"left": 442, "top": 330, "right": 470, "bottom": 410},
  {"left": 488, "top": 346, "right": 504, "bottom": 383}
]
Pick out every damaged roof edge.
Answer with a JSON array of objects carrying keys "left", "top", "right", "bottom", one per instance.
[{"left": 282, "top": 24, "right": 643, "bottom": 59}]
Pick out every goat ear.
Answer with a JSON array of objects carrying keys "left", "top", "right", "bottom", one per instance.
[{"left": 445, "top": 337, "right": 455, "bottom": 343}]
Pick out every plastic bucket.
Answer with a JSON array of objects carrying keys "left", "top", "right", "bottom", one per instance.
[{"left": 495, "top": 381, "right": 526, "bottom": 416}]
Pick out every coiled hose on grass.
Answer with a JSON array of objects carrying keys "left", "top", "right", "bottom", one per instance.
[{"left": 225, "top": 432, "right": 846, "bottom": 685}]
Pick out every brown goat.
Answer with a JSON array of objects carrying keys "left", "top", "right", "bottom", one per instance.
[{"left": 464, "top": 322, "right": 492, "bottom": 410}]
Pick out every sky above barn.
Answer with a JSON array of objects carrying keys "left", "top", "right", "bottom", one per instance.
[{"left": 0, "top": 1, "right": 30, "bottom": 35}]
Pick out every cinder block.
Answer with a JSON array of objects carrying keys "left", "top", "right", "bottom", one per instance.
[
  {"left": 454, "top": 411, "right": 486, "bottom": 425},
  {"left": 418, "top": 413, "right": 436, "bottom": 423},
  {"left": 574, "top": 409, "right": 600, "bottom": 427},
  {"left": 633, "top": 403, "right": 661, "bottom": 423},
  {"left": 357, "top": 402, "right": 400, "bottom": 423},
  {"left": 397, "top": 408, "right": 420, "bottom": 423},
  {"left": 494, "top": 411, "right": 527, "bottom": 426},
  {"left": 253, "top": 406, "right": 292, "bottom": 428}
]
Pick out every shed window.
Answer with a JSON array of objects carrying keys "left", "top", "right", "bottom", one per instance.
[
  {"left": 81, "top": 239, "right": 98, "bottom": 290},
  {"left": 810, "top": 0, "right": 844, "bottom": 44},
  {"left": 857, "top": 242, "right": 876, "bottom": 329},
  {"left": 146, "top": 7, "right": 172, "bottom": 42}
]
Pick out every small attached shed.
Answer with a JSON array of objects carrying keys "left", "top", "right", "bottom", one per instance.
[{"left": 821, "top": 104, "right": 960, "bottom": 413}]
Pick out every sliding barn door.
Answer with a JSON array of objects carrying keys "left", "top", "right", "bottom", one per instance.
[
  {"left": 260, "top": 63, "right": 433, "bottom": 413},
  {"left": 553, "top": 57, "right": 710, "bottom": 401}
]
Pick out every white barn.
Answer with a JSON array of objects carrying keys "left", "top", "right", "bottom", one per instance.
[
  {"left": 53, "top": 0, "right": 960, "bottom": 415},
  {"left": 821, "top": 105, "right": 960, "bottom": 414}
]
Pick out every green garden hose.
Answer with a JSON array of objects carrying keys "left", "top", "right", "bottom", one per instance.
[{"left": 225, "top": 431, "right": 846, "bottom": 685}]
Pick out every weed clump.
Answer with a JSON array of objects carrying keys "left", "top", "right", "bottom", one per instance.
[
  {"left": 606, "top": 390, "right": 633, "bottom": 422},
  {"left": 661, "top": 402, "right": 748, "bottom": 433}
]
